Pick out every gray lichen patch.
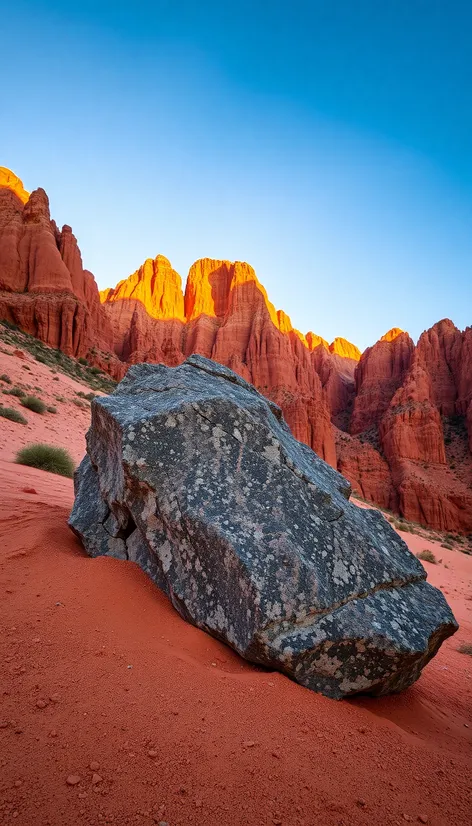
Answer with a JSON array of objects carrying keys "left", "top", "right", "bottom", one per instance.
[{"left": 69, "top": 354, "right": 458, "bottom": 699}]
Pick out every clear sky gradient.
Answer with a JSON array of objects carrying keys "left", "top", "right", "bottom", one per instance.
[{"left": 1, "top": 0, "right": 471, "bottom": 350}]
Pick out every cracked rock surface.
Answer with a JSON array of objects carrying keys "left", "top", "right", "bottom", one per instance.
[{"left": 69, "top": 355, "right": 458, "bottom": 698}]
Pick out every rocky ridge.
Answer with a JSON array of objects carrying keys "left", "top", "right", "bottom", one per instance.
[{"left": 1, "top": 168, "right": 471, "bottom": 532}]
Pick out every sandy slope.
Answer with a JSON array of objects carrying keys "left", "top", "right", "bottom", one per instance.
[{"left": 0, "top": 348, "right": 471, "bottom": 826}]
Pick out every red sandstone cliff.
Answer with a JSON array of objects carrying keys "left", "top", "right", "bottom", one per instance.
[
  {"left": 0, "top": 168, "right": 123, "bottom": 377},
  {"left": 1, "top": 168, "right": 471, "bottom": 532},
  {"left": 344, "top": 322, "right": 472, "bottom": 532}
]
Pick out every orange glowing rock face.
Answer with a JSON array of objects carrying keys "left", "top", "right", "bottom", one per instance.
[
  {"left": 381, "top": 327, "right": 404, "bottom": 343},
  {"left": 329, "top": 337, "right": 361, "bottom": 361},
  {"left": 306, "top": 332, "right": 329, "bottom": 352},
  {"left": 99, "top": 255, "right": 359, "bottom": 360},
  {"left": 0, "top": 167, "right": 29, "bottom": 204},
  {"left": 101, "top": 255, "right": 185, "bottom": 321}
]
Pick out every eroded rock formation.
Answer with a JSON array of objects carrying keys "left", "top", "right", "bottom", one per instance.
[
  {"left": 0, "top": 168, "right": 123, "bottom": 377},
  {"left": 69, "top": 355, "right": 457, "bottom": 699}
]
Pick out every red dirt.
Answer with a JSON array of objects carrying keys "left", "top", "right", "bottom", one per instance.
[{"left": 1, "top": 351, "right": 471, "bottom": 826}]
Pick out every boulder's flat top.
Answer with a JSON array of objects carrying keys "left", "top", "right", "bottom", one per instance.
[{"left": 0, "top": 347, "right": 471, "bottom": 825}]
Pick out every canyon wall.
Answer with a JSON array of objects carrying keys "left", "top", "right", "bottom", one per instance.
[{"left": 1, "top": 168, "right": 471, "bottom": 532}]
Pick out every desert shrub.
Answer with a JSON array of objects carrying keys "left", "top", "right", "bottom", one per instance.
[
  {"left": 78, "top": 357, "right": 88, "bottom": 365},
  {"left": 72, "top": 398, "right": 88, "bottom": 409},
  {"left": 88, "top": 366, "right": 101, "bottom": 375},
  {"left": 416, "top": 549, "right": 437, "bottom": 564},
  {"left": 441, "top": 542, "right": 454, "bottom": 550},
  {"left": 47, "top": 405, "right": 57, "bottom": 414},
  {"left": 458, "top": 642, "right": 472, "bottom": 656},
  {"left": 15, "top": 443, "right": 75, "bottom": 477},
  {"left": 20, "top": 395, "right": 47, "bottom": 414},
  {"left": 54, "top": 395, "right": 66, "bottom": 403},
  {"left": 0, "top": 405, "right": 28, "bottom": 425},
  {"left": 34, "top": 354, "right": 48, "bottom": 364},
  {"left": 8, "top": 386, "right": 26, "bottom": 398},
  {"left": 53, "top": 376, "right": 60, "bottom": 381},
  {"left": 0, "top": 373, "right": 11, "bottom": 383}
]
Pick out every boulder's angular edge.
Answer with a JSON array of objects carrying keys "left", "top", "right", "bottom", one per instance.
[{"left": 69, "top": 355, "right": 458, "bottom": 699}]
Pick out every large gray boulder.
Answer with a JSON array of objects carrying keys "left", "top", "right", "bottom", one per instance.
[{"left": 69, "top": 355, "right": 458, "bottom": 698}]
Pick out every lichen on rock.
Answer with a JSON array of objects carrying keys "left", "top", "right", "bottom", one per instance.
[{"left": 69, "top": 355, "right": 458, "bottom": 699}]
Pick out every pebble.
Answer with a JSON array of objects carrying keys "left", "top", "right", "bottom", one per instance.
[
  {"left": 242, "top": 740, "right": 256, "bottom": 748},
  {"left": 36, "top": 699, "right": 48, "bottom": 709},
  {"left": 418, "top": 817, "right": 429, "bottom": 824},
  {"left": 14, "top": 780, "right": 22, "bottom": 788},
  {"left": 90, "top": 761, "right": 100, "bottom": 771},
  {"left": 148, "top": 750, "right": 158, "bottom": 758},
  {"left": 356, "top": 799, "right": 366, "bottom": 808},
  {"left": 66, "top": 775, "right": 81, "bottom": 786},
  {"left": 91, "top": 773, "right": 103, "bottom": 785}
]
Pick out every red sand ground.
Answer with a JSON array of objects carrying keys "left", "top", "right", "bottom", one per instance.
[{"left": 1, "top": 347, "right": 471, "bottom": 826}]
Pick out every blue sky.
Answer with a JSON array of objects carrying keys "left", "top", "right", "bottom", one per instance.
[{"left": 1, "top": 0, "right": 471, "bottom": 350}]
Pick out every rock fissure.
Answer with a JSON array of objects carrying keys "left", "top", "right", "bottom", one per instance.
[{"left": 262, "top": 572, "right": 427, "bottom": 643}]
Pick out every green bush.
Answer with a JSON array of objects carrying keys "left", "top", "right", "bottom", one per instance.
[
  {"left": 34, "top": 354, "right": 48, "bottom": 364},
  {"left": 20, "top": 395, "right": 47, "bottom": 414},
  {"left": 78, "top": 357, "right": 88, "bottom": 365},
  {"left": 0, "top": 373, "right": 11, "bottom": 383},
  {"left": 458, "top": 642, "right": 472, "bottom": 656},
  {"left": 0, "top": 405, "right": 28, "bottom": 425},
  {"left": 47, "top": 405, "right": 57, "bottom": 414},
  {"left": 8, "top": 386, "right": 26, "bottom": 398},
  {"left": 15, "top": 443, "right": 75, "bottom": 477},
  {"left": 416, "top": 549, "right": 437, "bottom": 564}
]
